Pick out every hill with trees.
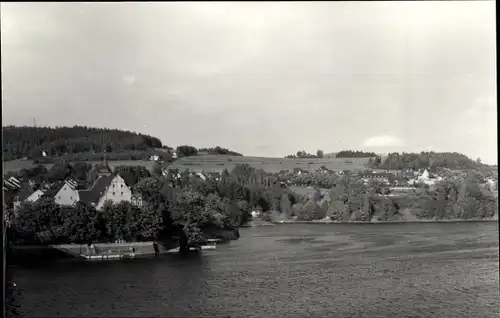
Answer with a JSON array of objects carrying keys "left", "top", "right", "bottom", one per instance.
[
  {"left": 2, "top": 126, "right": 244, "bottom": 162},
  {"left": 3, "top": 126, "right": 165, "bottom": 161},
  {"left": 369, "top": 151, "right": 494, "bottom": 174},
  {"left": 198, "top": 146, "right": 243, "bottom": 156}
]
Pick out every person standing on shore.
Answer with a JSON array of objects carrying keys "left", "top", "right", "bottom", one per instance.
[{"left": 153, "top": 241, "right": 159, "bottom": 256}]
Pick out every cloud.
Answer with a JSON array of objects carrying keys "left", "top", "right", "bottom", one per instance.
[{"left": 362, "top": 135, "right": 404, "bottom": 148}]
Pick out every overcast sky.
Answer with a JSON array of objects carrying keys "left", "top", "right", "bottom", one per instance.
[{"left": 1, "top": 2, "right": 497, "bottom": 163}]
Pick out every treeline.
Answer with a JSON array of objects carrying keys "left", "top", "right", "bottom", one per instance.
[
  {"left": 336, "top": 150, "right": 377, "bottom": 158},
  {"left": 198, "top": 146, "right": 243, "bottom": 156},
  {"left": 371, "top": 152, "right": 490, "bottom": 172},
  {"left": 285, "top": 150, "right": 324, "bottom": 159},
  {"left": 3, "top": 126, "right": 164, "bottom": 161},
  {"left": 11, "top": 200, "right": 161, "bottom": 245},
  {"left": 271, "top": 174, "right": 497, "bottom": 222},
  {"left": 7, "top": 163, "right": 498, "bottom": 248},
  {"left": 176, "top": 145, "right": 243, "bottom": 158}
]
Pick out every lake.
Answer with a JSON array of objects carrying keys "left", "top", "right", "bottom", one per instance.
[{"left": 8, "top": 222, "right": 499, "bottom": 317}]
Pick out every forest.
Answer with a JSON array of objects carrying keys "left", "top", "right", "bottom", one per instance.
[
  {"left": 335, "top": 150, "right": 377, "bottom": 158},
  {"left": 3, "top": 126, "right": 245, "bottom": 162},
  {"left": 370, "top": 151, "right": 493, "bottom": 173},
  {"left": 3, "top": 126, "right": 164, "bottom": 161}
]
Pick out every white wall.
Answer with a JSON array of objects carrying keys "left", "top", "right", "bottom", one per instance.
[
  {"left": 96, "top": 175, "right": 133, "bottom": 210},
  {"left": 54, "top": 183, "right": 79, "bottom": 206}
]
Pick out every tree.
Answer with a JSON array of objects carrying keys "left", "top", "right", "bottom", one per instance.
[
  {"left": 316, "top": 150, "right": 324, "bottom": 158},
  {"left": 104, "top": 201, "right": 129, "bottom": 241},
  {"left": 280, "top": 193, "right": 294, "bottom": 219},
  {"left": 45, "top": 163, "right": 73, "bottom": 183},
  {"left": 300, "top": 199, "right": 324, "bottom": 221},
  {"left": 152, "top": 163, "right": 163, "bottom": 177},
  {"left": 115, "top": 165, "right": 152, "bottom": 187},
  {"left": 64, "top": 202, "right": 102, "bottom": 244},
  {"left": 15, "top": 198, "right": 63, "bottom": 244},
  {"left": 176, "top": 145, "right": 198, "bottom": 158}
]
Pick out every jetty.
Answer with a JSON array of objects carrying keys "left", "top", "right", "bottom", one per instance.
[
  {"left": 51, "top": 241, "right": 171, "bottom": 261},
  {"left": 50, "top": 238, "right": 222, "bottom": 261}
]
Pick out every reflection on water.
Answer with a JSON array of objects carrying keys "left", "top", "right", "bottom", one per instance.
[{"left": 10, "top": 223, "right": 500, "bottom": 317}]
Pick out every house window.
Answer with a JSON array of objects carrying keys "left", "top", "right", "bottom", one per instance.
[
  {"left": 121, "top": 192, "right": 123, "bottom": 196},
  {"left": 121, "top": 184, "right": 123, "bottom": 188},
  {"left": 70, "top": 196, "right": 72, "bottom": 200},
  {"left": 113, "top": 184, "right": 115, "bottom": 188},
  {"left": 58, "top": 196, "right": 61, "bottom": 199},
  {"left": 113, "top": 192, "right": 115, "bottom": 195}
]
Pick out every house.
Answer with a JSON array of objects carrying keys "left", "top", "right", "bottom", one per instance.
[
  {"left": 78, "top": 174, "right": 133, "bottom": 210},
  {"left": 42, "top": 179, "right": 80, "bottom": 206},
  {"left": 485, "top": 178, "right": 497, "bottom": 192},
  {"left": 4, "top": 177, "right": 21, "bottom": 191},
  {"left": 195, "top": 172, "right": 207, "bottom": 181},
  {"left": 359, "top": 172, "right": 390, "bottom": 185},
  {"left": 14, "top": 182, "right": 45, "bottom": 207},
  {"left": 415, "top": 169, "right": 441, "bottom": 186},
  {"left": 26, "top": 189, "right": 44, "bottom": 203},
  {"left": 389, "top": 187, "right": 417, "bottom": 194},
  {"left": 131, "top": 192, "right": 143, "bottom": 208},
  {"left": 13, "top": 183, "right": 35, "bottom": 211}
]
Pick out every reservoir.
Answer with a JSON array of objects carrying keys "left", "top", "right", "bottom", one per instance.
[{"left": 8, "top": 222, "right": 499, "bottom": 317}]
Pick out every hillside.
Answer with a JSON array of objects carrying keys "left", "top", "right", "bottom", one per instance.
[
  {"left": 168, "top": 155, "right": 372, "bottom": 173},
  {"left": 2, "top": 126, "right": 165, "bottom": 161}
]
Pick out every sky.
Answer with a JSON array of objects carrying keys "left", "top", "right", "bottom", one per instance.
[{"left": 1, "top": 2, "right": 497, "bottom": 163}]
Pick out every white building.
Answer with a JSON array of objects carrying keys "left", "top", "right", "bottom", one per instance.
[
  {"left": 43, "top": 180, "right": 80, "bottom": 206},
  {"left": 78, "top": 174, "right": 133, "bottom": 210}
]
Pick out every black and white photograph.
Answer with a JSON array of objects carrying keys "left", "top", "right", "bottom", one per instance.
[{"left": 2, "top": 1, "right": 498, "bottom": 317}]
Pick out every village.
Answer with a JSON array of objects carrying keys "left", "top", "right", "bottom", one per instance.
[{"left": 4, "top": 157, "right": 498, "bottom": 217}]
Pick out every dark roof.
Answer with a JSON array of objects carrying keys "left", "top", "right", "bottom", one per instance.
[
  {"left": 42, "top": 182, "right": 65, "bottom": 198},
  {"left": 17, "top": 183, "right": 35, "bottom": 202},
  {"left": 4, "top": 177, "right": 21, "bottom": 191},
  {"left": 78, "top": 175, "right": 114, "bottom": 204},
  {"left": 64, "top": 179, "right": 79, "bottom": 190}
]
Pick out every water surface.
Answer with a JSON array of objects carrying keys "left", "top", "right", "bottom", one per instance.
[{"left": 10, "top": 223, "right": 500, "bottom": 317}]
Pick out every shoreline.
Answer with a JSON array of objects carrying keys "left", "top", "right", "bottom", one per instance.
[{"left": 271, "top": 218, "right": 498, "bottom": 225}]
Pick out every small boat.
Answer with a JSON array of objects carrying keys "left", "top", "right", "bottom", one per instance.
[{"left": 201, "top": 239, "right": 219, "bottom": 250}]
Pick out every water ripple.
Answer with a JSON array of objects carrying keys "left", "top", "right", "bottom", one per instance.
[{"left": 10, "top": 222, "right": 500, "bottom": 317}]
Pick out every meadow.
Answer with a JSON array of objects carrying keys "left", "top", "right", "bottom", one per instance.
[
  {"left": 168, "top": 155, "right": 371, "bottom": 173},
  {"left": 3, "top": 155, "right": 371, "bottom": 174}
]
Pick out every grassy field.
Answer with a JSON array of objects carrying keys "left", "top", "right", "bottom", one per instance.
[
  {"left": 168, "top": 155, "right": 371, "bottom": 173},
  {"left": 3, "top": 155, "right": 372, "bottom": 175}
]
